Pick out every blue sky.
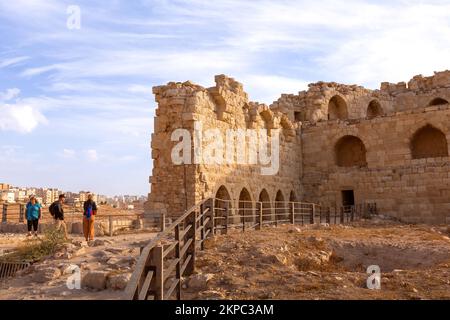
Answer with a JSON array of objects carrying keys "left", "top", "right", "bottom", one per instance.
[{"left": 1, "top": 0, "right": 450, "bottom": 196}]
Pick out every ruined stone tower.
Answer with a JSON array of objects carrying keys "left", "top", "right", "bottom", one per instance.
[{"left": 146, "top": 71, "right": 450, "bottom": 224}]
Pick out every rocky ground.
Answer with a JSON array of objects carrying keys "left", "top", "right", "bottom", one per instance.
[
  {"left": 0, "top": 232, "right": 157, "bottom": 300},
  {"left": 1, "top": 218, "right": 449, "bottom": 300},
  {"left": 183, "top": 219, "right": 450, "bottom": 300}
]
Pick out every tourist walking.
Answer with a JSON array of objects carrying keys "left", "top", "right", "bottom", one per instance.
[
  {"left": 49, "top": 194, "right": 68, "bottom": 238},
  {"left": 26, "top": 196, "right": 41, "bottom": 237},
  {"left": 83, "top": 194, "right": 97, "bottom": 242}
]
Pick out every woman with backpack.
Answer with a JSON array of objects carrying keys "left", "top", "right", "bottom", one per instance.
[
  {"left": 83, "top": 194, "right": 98, "bottom": 242},
  {"left": 26, "top": 196, "right": 41, "bottom": 237}
]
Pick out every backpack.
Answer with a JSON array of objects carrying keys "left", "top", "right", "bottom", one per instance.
[
  {"left": 49, "top": 202, "right": 58, "bottom": 217},
  {"left": 85, "top": 203, "right": 93, "bottom": 219}
]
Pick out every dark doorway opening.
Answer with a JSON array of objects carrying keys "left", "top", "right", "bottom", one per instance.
[{"left": 341, "top": 190, "right": 355, "bottom": 206}]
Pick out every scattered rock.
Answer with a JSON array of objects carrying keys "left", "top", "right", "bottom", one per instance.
[
  {"left": 199, "top": 290, "right": 226, "bottom": 300},
  {"left": 105, "top": 247, "right": 126, "bottom": 255},
  {"left": 187, "top": 273, "right": 214, "bottom": 290},
  {"left": 107, "top": 273, "right": 132, "bottom": 290},
  {"left": 71, "top": 222, "right": 83, "bottom": 235},
  {"left": 32, "top": 267, "right": 62, "bottom": 283},
  {"left": 88, "top": 239, "right": 113, "bottom": 247},
  {"left": 72, "top": 240, "right": 88, "bottom": 248},
  {"left": 93, "top": 250, "right": 113, "bottom": 262},
  {"left": 72, "top": 247, "right": 88, "bottom": 257},
  {"left": 82, "top": 271, "right": 109, "bottom": 290}
]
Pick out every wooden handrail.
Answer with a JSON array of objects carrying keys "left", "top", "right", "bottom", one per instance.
[{"left": 124, "top": 197, "right": 212, "bottom": 300}]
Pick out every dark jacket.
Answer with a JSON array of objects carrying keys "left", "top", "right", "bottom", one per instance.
[{"left": 52, "top": 201, "right": 64, "bottom": 220}]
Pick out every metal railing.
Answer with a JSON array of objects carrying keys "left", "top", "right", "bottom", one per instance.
[
  {"left": 0, "top": 261, "right": 30, "bottom": 280},
  {"left": 126, "top": 198, "right": 376, "bottom": 300}
]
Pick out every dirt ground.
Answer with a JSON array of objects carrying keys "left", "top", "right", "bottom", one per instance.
[
  {"left": 1, "top": 218, "right": 449, "bottom": 300},
  {"left": 0, "top": 231, "right": 157, "bottom": 300},
  {"left": 184, "top": 219, "right": 450, "bottom": 300}
]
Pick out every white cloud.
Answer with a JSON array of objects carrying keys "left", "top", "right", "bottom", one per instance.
[
  {"left": 240, "top": 75, "right": 309, "bottom": 104},
  {"left": 0, "top": 88, "right": 47, "bottom": 133},
  {"left": 0, "top": 103, "right": 47, "bottom": 133},
  {"left": 0, "top": 88, "right": 21, "bottom": 101},
  {"left": 61, "top": 149, "right": 76, "bottom": 159},
  {"left": 85, "top": 149, "right": 98, "bottom": 162}
]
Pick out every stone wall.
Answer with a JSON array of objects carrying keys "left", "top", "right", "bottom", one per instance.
[
  {"left": 146, "top": 75, "right": 301, "bottom": 220},
  {"left": 146, "top": 71, "right": 450, "bottom": 224},
  {"left": 301, "top": 105, "right": 450, "bottom": 224}
]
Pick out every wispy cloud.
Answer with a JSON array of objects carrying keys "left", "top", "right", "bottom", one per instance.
[
  {"left": 0, "top": 0, "right": 449, "bottom": 195},
  {"left": 0, "top": 88, "right": 21, "bottom": 101},
  {"left": 0, "top": 56, "right": 30, "bottom": 69},
  {"left": 85, "top": 149, "right": 98, "bottom": 162}
]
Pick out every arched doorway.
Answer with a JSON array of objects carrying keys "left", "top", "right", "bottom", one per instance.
[
  {"left": 275, "top": 190, "right": 286, "bottom": 222},
  {"left": 367, "top": 100, "right": 383, "bottom": 119},
  {"left": 258, "top": 189, "right": 272, "bottom": 221},
  {"left": 335, "top": 136, "right": 367, "bottom": 167},
  {"left": 410, "top": 125, "right": 448, "bottom": 159},
  {"left": 214, "top": 185, "right": 232, "bottom": 231},
  {"left": 429, "top": 98, "right": 448, "bottom": 106},
  {"left": 239, "top": 188, "right": 253, "bottom": 224},
  {"left": 328, "top": 95, "right": 348, "bottom": 120}
]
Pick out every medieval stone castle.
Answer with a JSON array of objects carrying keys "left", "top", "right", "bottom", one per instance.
[{"left": 145, "top": 71, "right": 450, "bottom": 224}]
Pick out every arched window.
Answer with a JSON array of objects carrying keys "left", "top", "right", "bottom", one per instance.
[
  {"left": 239, "top": 188, "right": 253, "bottom": 223},
  {"left": 328, "top": 95, "right": 349, "bottom": 120},
  {"left": 259, "top": 189, "right": 272, "bottom": 221},
  {"left": 429, "top": 98, "right": 448, "bottom": 106},
  {"left": 367, "top": 100, "right": 383, "bottom": 119},
  {"left": 410, "top": 125, "right": 448, "bottom": 159},
  {"left": 335, "top": 136, "right": 367, "bottom": 167}
]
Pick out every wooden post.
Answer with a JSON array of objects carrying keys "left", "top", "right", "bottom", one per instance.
[
  {"left": 152, "top": 246, "right": 164, "bottom": 300},
  {"left": 275, "top": 203, "right": 279, "bottom": 227},
  {"left": 205, "top": 198, "right": 214, "bottom": 237},
  {"left": 160, "top": 213, "right": 166, "bottom": 232},
  {"left": 19, "top": 204, "right": 25, "bottom": 223},
  {"left": 326, "top": 207, "right": 331, "bottom": 224},
  {"left": 351, "top": 206, "right": 355, "bottom": 222},
  {"left": 184, "top": 210, "right": 196, "bottom": 276},
  {"left": 200, "top": 203, "right": 205, "bottom": 250},
  {"left": 310, "top": 204, "right": 315, "bottom": 224},
  {"left": 175, "top": 225, "right": 182, "bottom": 300},
  {"left": 242, "top": 205, "right": 245, "bottom": 233},
  {"left": 2, "top": 204, "right": 7, "bottom": 223},
  {"left": 224, "top": 202, "right": 229, "bottom": 235},
  {"left": 109, "top": 216, "right": 114, "bottom": 236},
  {"left": 340, "top": 207, "right": 344, "bottom": 224},
  {"left": 257, "top": 202, "right": 263, "bottom": 230},
  {"left": 290, "top": 202, "right": 295, "bottom": 224}
]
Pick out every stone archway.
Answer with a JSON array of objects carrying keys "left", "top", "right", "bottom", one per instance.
[
  {"left": 214, "top": 185, "right": 232, "bottom": 230},
  {"left": 328, "top": 95, "right": 349, "bottom": 120},
  {"left": 259, "top": 189, "right": 272, "bottom": 221},
  {"left": 275, "top": 190, "right": 286, "bottom": 222},
  {"left": 239, "top": 188, "right": 254, "bottom": 223},
  {"left": 367, "top": 100, "right": 383, "bottom": 119},
  {"left": 410, "top": 125, "right": 448, "bottom": 159},
  {"left": 335, "top": 135, "right": 367, "bottom": 167}
]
